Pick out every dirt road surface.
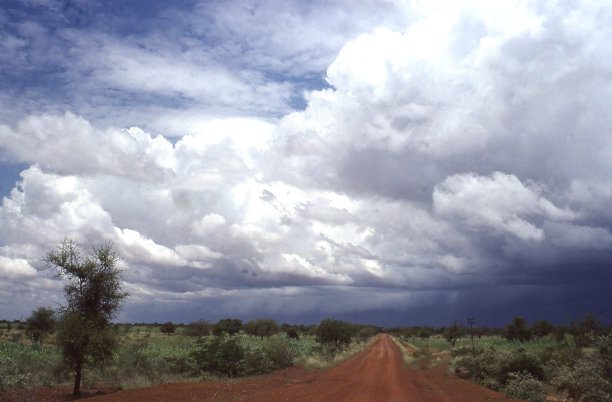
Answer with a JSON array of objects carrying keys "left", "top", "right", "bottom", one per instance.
[{"left": 84, "top": 334, "right": 515, "bottom": 402}]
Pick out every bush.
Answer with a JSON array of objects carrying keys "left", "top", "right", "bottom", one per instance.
[
  {"left": 114, "top": 340, "right": 157, "bottom": 381},
  {"left": 355, "top": 326, "right": 379, "bottom": 342},
  {"left": 243, "top": 319, "right": 280, "bottom": 338},
  {"left": 316, "top": 318, "right": 353, "bottom": 348},
  {"left": 551, "top": 336, "right": 612, "bottom": 401},
  {"left": 455, "top": 348, "right": 545, "bottom": 392},
  {"left": 455, "top": 350, "right": 500, "bottom": 388},
  {"left": 241, "top": 344, "right": 272, "bottom": 375},
  {"left": 160, "top": 322, "right": 176, "bottom": 335},
  {"left": 263, "top": 337, "right": 296, "bottom": 369},
  {"left": 501, "top": 371, "right": 545, "bottom": 401},
  {"left": 213, "top": 318, "right": 242, "bottom": 336},
  {"left": 25, "top": 307, "right": 56, "bottom": 344},
  {"left": 191, "top": 336, "right": 245, "bottom": 377},
  {"left": 413, "top": 348, "right": 432, "bottom": 359},
  {"left": 499, "top": 351, "right": 545, "bottom": 383},
  {"left": 505, "top": 316, "right": 532, "bottom": 342},
  {"left": 184, "top": 320, "right": 210, "bottom": 337},
  {"left": 0, "top": 357, "right": 28, "bottom": 392},
  {"left": 445, "top": 320, "right": 463, "bottom": 347},
  {"left": 451, "top": 346, "right": 480, "bottom": 357},
  {"left": 286, "top": 327, "right": 299, "bottom": 339}
]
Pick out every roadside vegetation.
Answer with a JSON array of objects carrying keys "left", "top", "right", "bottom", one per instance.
[
  {"left": 0, "top": 316, "right": 381, "bottom": 398},
  {"left": 390, "top": 315, "right": 612, "bottom": 401}
]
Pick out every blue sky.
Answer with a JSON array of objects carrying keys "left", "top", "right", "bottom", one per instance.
[{"left": 1, "top": 0, "right": 611, "bottom": 327}]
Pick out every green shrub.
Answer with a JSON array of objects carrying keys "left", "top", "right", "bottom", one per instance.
[
  {"left": 355, "top": 326, "right": 379, "bottom": 342},
  {"left": 316, "top": 318, "right": 352, "bottom": 348},
  {"left": 451, "top": 346, "right": 479, "bottom": 357},
  {"left": 115, "top": 340, "right": 157, "bottom": 381},
  {"left": 412, "top": 348, "right": 432, "bottom": 359},
  {"left": 241, "top": 344, "right": 273, "bottom": 375},
  {"left": 184, "top": 320, "right": 210, "bottom": 337},
  {"left": 501, "top": 371, "right": 545, "bottom": 401},
  {"left": 212, "top": 318, "right": 242, "bottom": 336},
  {"left": 499, "top": 351, "right": 545, "bottom": 383},
  {"left": 25, "top": 307, "right": 56, "bottom": 344},
  {"left": 263, "top": 336, "right": 296, "bottom": 369},
  {"left": 455, "top": 348, "right": 545, "bottom": 392},
  {"left": 191, "top": 336, "right": 245, "bottom": 377},
  {"left": 0, "top": 357, "right": 28, "bottom": 392},
  {"left": 160, "top": 322, "right": 176, "bottom": 335},
  {"left": 505, "top": 316, "right": 532, "bottom": 342},
  {"left": 551, "top": 336, "right": 612, "bottom": 402},
  {"left": 286, "top": 327, "right": 299, "bottom": 339}
]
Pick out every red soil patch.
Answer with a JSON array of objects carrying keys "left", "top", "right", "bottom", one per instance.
[{"left": 78, "top": 334, "right": 517, "bottom": 401}]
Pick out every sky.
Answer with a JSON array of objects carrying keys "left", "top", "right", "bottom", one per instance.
[{"left": 1, "top": 0, "right": 611, "bottom": 328}]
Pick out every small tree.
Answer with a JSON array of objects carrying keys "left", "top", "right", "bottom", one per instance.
[
  {"left": 571, "top": 313, "right": 601, "bottom": 347},
  {"left": 317, "top": 318, "right": 352, "bottom": 348},
  {"left": 531, "top": 319, "right": 554, "bottom": 338},
  {"left": 44, "top": 239, "right": 128, "bottom": 395},
  {"left": 244, "top": 318, "right": 279, "bottom": 339},
  {"left": 444, "top": 320, "right": 462, "bottom": 347},
  {"left": 505, "top": 316, "right": 532, "bottom": 342},
  {"left": 25, "top": 307, "right": 56, "bottom": 343},
  {"left": 467, "top": 317, "right": 476, "bottom": 352},
  {"left": 184, "top": 319, "right": 211, "bottom": 337},
  {"left": 213, "top": 318, "right": 242, "bottom": 336},
  {"left": 160, "top": 321, "right": 176, "bottom": 335},
  {"left": 286, "top": 327, "right": 299, "bottom": 339},
  {"left": 418, "top": 328, "right": 432, "bottom": 351}
]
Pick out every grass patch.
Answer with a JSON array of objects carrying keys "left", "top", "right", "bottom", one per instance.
[{"left": 297, "top": 336, "right": 376, "bottom": 370}]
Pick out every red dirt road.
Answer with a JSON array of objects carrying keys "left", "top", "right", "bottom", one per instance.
[{"left": 86, "top": 334, "right": 516, "bottom": 402}]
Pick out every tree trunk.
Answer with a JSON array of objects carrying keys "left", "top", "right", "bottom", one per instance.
[{"left": 73, "top": 361, "right": 82, "bottom": 395}]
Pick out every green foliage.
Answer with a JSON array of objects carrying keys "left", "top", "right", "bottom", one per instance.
[
  {"left": 453, "top": 331, "right": 612, "bottom": 401},
  {"left": 113, "top": 339, "right": 158, "bottom": 382},
  {"left": 505, "top": 316, "right": 532, "bottom": 342},
  {"left": 0, "top": 342, "right": 62, "bottom": 390},
  {"left": 25, "top": 307, "right": 56, "bottom": 344},
  {"left": 551, "top": 336, "right": 612, "bottom": 401},
  {"left": 316, "top": 318, "right": 353, "bottom": 348},
  {"left": 444, "top": 320, "right": 462, "bottom": 347},
  {"left": 531, "top": 319, "right": 553, "bottom": 338},
  {"left": 191, "top": 336, "right": 245, "bottom": 377},
  {"left": 553, "top": 324, "right": 570, "bottom": 342},
  {"left": 44, "top": 239, "right": 128, "bottom": 395},
  {"left": 286, "top": 327, "right": 299, "bottom": 339},
  {"left": 570, "top": 313, "right": 602, "bottom": 348},
  {"left": 454, "top": 348, "right": 545, "bottom": 390},
  {"left": 418, "top": 328, "right": 432, "bottom": 339},
  {"left": 212, "top": 318, "right": 242, "bottom": 336},
  {"left": 0, "top": 357, "right": 28, "bottom": 392},
  {"left": 501, "top": 371, "right": 545, "bottom": 401},
  {"left": 243, "top": 318, "right": 280, "bottom": 338},
  {"left": 262, "top": 336, "right": 297, "bottom": 369},
  {"left": 455, "top": 349, "right": 502, "bottom": 388},
  {"left": 160, "top": 322, "right": 176, "bottom": 335},
  {"left": 499, "top": 351, "right": 545, "bottom": 382},
  {"left": 355, "top": 326, "right": 379, "bottom": 342},
  {"left": 451, "top": 346, "right": 479, "bottom": 357},
  {"left": 183, "top": 320, "right": 210, "bottom": 337}
]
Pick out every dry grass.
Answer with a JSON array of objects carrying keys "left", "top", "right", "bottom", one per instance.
[
  {"left": 297, "top": 337, "right": 377, "bottom": 370},
  {"left": 389, "top": 335, "right": 415, "bottom": 364}
]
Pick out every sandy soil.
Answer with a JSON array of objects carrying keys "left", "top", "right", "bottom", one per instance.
[{"left": 79, "top": 334, "right": 517, "bottom": 401}]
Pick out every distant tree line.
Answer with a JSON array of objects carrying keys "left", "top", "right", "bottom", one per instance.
[{"left": 385, "top": 313, "right": 610, "bottom": 347}]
